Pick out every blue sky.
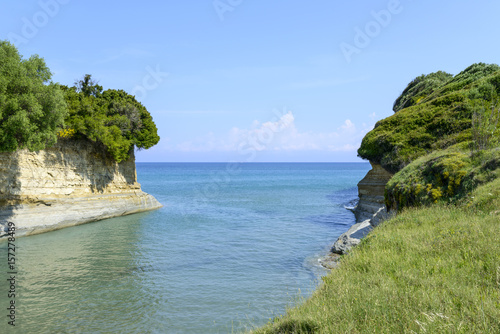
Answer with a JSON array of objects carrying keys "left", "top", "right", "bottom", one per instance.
[{"left": 2, "top": 0, "right": 500, "bottom": 162}]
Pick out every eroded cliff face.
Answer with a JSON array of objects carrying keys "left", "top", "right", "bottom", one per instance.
[
  {"left": 328, "top": 161, "right": 394, "bottom": 257},
  {"left": 354, "top": 161, "right": 393, "bottom": 223},
  {"left": 0, "top": 139, "right": 162, "bottom": 238}
]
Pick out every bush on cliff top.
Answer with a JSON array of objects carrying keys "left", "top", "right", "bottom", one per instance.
[
  {"left": 358, "top": 63, "right": 500, "bottom": 173},
  {"left": 61, "top": 79, "right": 160, "bottom": 162},
  {"left": 0, "top": 41, "right": 159, "bottom": 162},
  {"left": 359, "top": 62, "right": 500, "bottom": 209},
  {"left": 393, "top": 70, "right": 453, "bottom": 112}
]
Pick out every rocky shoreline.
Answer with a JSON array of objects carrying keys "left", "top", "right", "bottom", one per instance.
[
  {"left": 320, "top": 162, "right": 394, "bottom": 269},
  {"left": 0, "top": 191, "right": 162, "bottom": 238}
]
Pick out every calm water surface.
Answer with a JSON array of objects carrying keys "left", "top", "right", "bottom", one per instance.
[{"left": 0, "top": 163, "right": 370, "bottom": 333}]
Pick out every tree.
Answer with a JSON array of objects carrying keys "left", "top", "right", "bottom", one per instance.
[
  {"left": 74, "top": 74, "right": 103, "bottom": 97},
  {"left": 62, "top": 86, "right": 160, "bottom": 162},
  {"left": 0, "top": 40, "right": 67, "bottom": 152},
  {"left": 0, "top": 41, "right": 159, "bottom": 161}
]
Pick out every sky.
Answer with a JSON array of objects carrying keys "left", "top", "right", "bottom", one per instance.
[{"left": 1, "top": 0, "right": 500, "bottom": 162}]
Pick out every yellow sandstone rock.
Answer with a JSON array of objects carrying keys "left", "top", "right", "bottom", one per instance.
[{"left": 0, "top": 139, "right": 162, "bottom": 238}]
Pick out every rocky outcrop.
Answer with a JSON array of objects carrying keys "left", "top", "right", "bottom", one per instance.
[
  {"left": 330, "top": 162, "right": 394, "bottom": 255},
  {"left": 331, "top": 207, "right": 394, "bottom": 255},
  {"left": 331, "top": 220, "right": 372, "bottom": 254},
  {"left": 0, "top": 138, "right": 162, "bottom": 238},
  {"left": 354, "top": 162, "right": 394, "bottom": 223}
]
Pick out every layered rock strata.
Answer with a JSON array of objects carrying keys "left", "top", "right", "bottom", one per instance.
[
  {"left": 355, "top": 162, "right": 394, "bottom": 223},
  {"left": 0, "top": 139, "right": 162, "bottom": 238},
  {"left": 330, "top": 162, "right": 394, "bottom": 255}
]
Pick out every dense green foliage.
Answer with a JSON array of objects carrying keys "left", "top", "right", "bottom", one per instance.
[
  {"left": 254, "top": 63, "right": 500, "bottom": 333},
  {"left": 358, "top": 63, "right": 500, "bottom": 174},
  {"left": 0, "top": 42, "right": 160, "bottom": 162},
  {"left": 62, "top": 79, "right": 160, "bottom": 162},
  {"left": 385, "top": 146, "right": 500, "bottom": 210},
  {"left": 0, "top": 40, "right": 67, "bottom": 152},
  {"left": 359, "top": 63, "right": 500, "bottom": 209},
  {"left": 393, "top": 71, "right": 453, "bottom": 112}
]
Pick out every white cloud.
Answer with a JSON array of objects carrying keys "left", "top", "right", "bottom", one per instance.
[
  {"left": 168, "top": 111, "right": 374, "bottom": 154},
  {"left": 340, "top": 119, "right": 356, "bottom": 133}
]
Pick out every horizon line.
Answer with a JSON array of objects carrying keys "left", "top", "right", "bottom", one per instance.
[{"left": 135, "top": 161, "right": 369, "bottom": 163}]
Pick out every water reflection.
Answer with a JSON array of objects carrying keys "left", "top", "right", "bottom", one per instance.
[{"left": 0, "top": 212, "right": 161, "bottom": 333}]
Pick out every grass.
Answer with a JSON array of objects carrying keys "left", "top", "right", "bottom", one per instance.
[
  {"left": 250, "top": 63, "right": 500, "bottom": 333},
  {"left": 251, "top": 180, "right": 500, "bottom": 333}
]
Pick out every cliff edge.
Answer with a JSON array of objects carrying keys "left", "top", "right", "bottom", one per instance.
[
  {"left": 0, "top": 138, "right": 162, "bottom": 238},
  {"left": 329, "top": 63, "right": 500, "bottom": 256},
  {"left": 354, "top": 162, "right": 393, "bottom": 223}
]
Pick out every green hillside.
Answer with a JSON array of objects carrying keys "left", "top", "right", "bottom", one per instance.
[
  {"left": 358, "top": 63, "right": 499, "bottom": 173},
  {"left": 358, "top": 63, "right": 500, "bottom": 210},
  {"left": 254, "top": 64, "right": 500, "bottom": 333}
]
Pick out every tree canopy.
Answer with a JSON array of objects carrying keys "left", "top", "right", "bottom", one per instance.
[
  {"left": 0, "top": 41, "right": 160, "bottom": 162},
  {"left": 0, "top": 40, "right": 67, "bottom": 152},
  {"left": 62, "top": 81, "right": 160, "bottom": 162}
]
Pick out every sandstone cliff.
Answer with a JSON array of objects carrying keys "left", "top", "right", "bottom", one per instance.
[
  {"left": 354, "top": 162, "right": 393, "bottom": 223},
  {"left": 329, "top": 162, "right": 394, "bottom": 256},
  {"left": 0, "top": 138, "right": 162, "bottom": 238}
]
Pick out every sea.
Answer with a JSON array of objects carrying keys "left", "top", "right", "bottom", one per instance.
[{"left": 0, "top": 162, "right": 370, "bottom": 333}]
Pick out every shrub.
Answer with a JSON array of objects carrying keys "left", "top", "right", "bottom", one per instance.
[
  {"left": 470, "top": 101, "right": 499, "bottom": 153},
  {"left": 62, "top": 83, "right": 160, "bottom": 162},
  {"left": 393, "top": 71, "right": 452, "bottom": 112}
]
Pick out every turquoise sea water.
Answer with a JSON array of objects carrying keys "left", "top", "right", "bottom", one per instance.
[{"left": 0, "top": 162, "right": 370, "bottom": 333}]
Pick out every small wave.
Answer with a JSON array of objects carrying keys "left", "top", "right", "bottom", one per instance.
[
  {"left": 343, "top": 198, "right": 359, "bottom": 212},
  {"left": 344, "top": 206, "right": 356, "bottom": 213}
]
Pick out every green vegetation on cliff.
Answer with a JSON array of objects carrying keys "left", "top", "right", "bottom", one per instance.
[
  {"left": 358, "top": 63, "right": 500, "bottom": 209},
  {"left": 0, "top": 41, "right": 159, "bottom": 162},
  {"left": 0, "top": 40, "right": 67, "bottom": 152},
  {"left": 61, "top": 76, "right": 159, "bottom": 162},
  {"left": 359, "top": 63, "right": 500, "bottom": 173},
  {"left": 392, "top": 71, "right": 453, "bottom": 112},
  {"left": 254, "top": 63, "right": 500, "bottom": 333},
  {"left": 385, "top": 146, "right": 500, "bottom": 211}
]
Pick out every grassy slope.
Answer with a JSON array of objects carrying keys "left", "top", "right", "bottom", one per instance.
[
  {"left": 385, "top": 146, "right": 500, "bottom": 211},
  {"left": 252, "top": 64, "right": 500, "bottom": 333},
  {"left": 253, "top": 180, "right": 500, "bottom": 334}
]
